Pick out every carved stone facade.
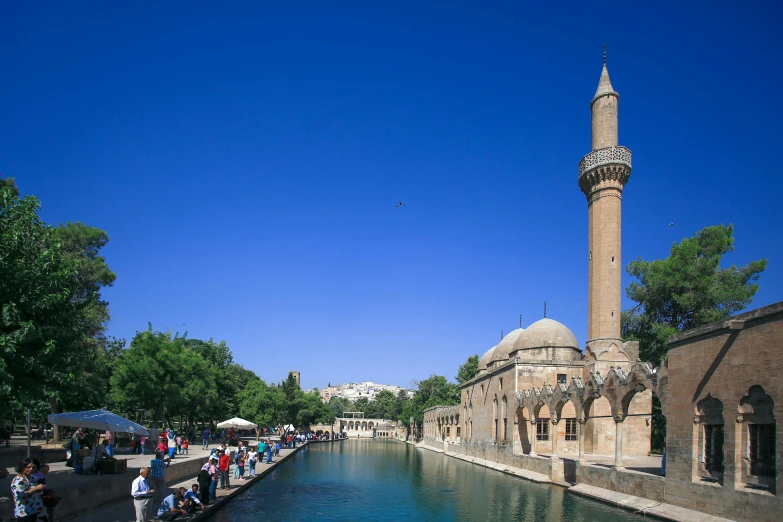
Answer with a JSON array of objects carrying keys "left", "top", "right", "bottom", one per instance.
[{"left": 418, "top": 54, "right": 782, "bottom": 521}]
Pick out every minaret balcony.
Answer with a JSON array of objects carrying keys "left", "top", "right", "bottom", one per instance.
[{"left": 578, "top": 146, "right": 632, "bottom": 195}]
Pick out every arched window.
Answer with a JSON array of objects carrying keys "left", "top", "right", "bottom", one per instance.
[
  {"left": 696, "top": 394, "right": 724, "bottom": 477},
  {"left": 493, "top": 396, "right": 499, "bottom": 443},
  {"left": 740, "top": 385, "right": 776, "bottom": 491},
  {"left": 501, "top": 396, "right": 508, "bottom": 445}
]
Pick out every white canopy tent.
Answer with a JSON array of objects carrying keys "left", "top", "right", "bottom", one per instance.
[
  {"left": 47, "top": 409, "right": 149, "bottom": 436},
  {"left": 216, "top": 417, "right": 258, "bottom": 430}
]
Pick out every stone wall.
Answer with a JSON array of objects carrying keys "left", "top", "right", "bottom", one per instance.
[
  {"left": 660, "top": 301, "right": 783, "bottom": 521},
  {"left": 575, "top": 463, "right": 665, "bottom": 501}
]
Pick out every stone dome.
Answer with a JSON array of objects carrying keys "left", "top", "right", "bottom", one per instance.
[
  {"left": 490, "top": 328, "right": 525, "bottom": 365},
  {"left": 510, "top": 318, "right": 580, "bottom": 360},
  {"left": 477, "top": 345, "right": 498, "bottom": 373}
]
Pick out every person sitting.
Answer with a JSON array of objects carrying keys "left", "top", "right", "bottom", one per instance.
[
  {"left": 156, "top": 488, "right": 187, "bottom": 520},
  {"left": 181, "top": 485, "right": 204, "bottom": 513},
  {"left": 83, "top": 440, "right": 113, "bottom": 473}
]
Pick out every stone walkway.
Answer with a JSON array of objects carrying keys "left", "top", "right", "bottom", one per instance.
[
  {"left": 62, "top": 444, "right": 304, "bottom": 522},
  {"left": 568, "top": 484, "right": 735, "bottom": 522}
]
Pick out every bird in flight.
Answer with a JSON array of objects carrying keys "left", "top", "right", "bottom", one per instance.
[
  {"left": 669, "top": 222, "right": 675, "bottom": 226},
  {"left": 396, "top": 202, "right": 406, "bottom": 208}
]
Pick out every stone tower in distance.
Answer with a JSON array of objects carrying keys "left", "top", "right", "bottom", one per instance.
[
  {"left": 579, "top": 47, "right": 632, "bottom": 359},
  {"left": 289, "top": 371, "right": 301, "bottom": 387}
]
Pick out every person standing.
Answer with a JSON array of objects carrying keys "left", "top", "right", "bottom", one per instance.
[
  {"left": 104, "top": 430, "right": 114, "bottom": 450},
  {"left": 266, "top": 441, "right": 273, "bottom": 464},
  {"left": 208, "top": 456, "right": 219, "bottom": 501},
  {"left": 197, "top": 463, "right": 212, "bottom": 506},
  {"left": 11, "top": 458, "right": 46, "bottom": 522},
  {"left": 181, "top": 438, "right": 189, "bottom": 455},
  {"left": 139, "top": 434, "right": 147, "bottom": 455},
  {"left": 236, "top": 451, "right": 245, "bottom": 481},
  {"left": 201, "top": 427, "right": 210, "bottom": 449},
  {"left": 175, "top": 435, "right": 182, "bottom": 455},
  {"left": 247, "top": 448, "right": 257, "bottom": 477},
  {"left": 167, "top": 428, "right": 177, "bottom": 459},
  {"left": 218, "top": 450, "right": 231, "bottom": 490},
  {"left": 131, "top": 467, "right": 155, "bottom": 522},
  {"left": 149, "top": 453, "right": 169, "bottom": 504}
]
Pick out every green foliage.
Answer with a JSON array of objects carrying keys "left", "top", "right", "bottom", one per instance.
[
  {"left": 399, "top": 375, "right": 459, "bottom": 424},
  {"left": 623, "top": 224, "right": 766, "bottom": 364},
  {"left": 0, "top": 189, "right": 98, "bottom": 406},
  {"left": 239, "top": 380, "right": 286, "bottom": 428},
  {"left": 328, "top": 396, "right": 353, "bottom": 418},
  {"left": 455, "top": 354, "right": 479, "bottom": 385}
]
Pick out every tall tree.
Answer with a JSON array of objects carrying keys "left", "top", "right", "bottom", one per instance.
[
  {"left": 0, "top": 189, "right": 98, "bottom": 430},
  {"left": 623, "top": 224, "right": 766, "bottom": 364},
  {"left": 455, "top": 354, "right": 479, "bottom": 385},
  {"left": 46, "top": 222, "right": 116, "bottom": 438}
]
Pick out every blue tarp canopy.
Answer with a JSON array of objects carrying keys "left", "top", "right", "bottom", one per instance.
[{"left": 48, "top": 409, "right": 149, "bottom": 436}]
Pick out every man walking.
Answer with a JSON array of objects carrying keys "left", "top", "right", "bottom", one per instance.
[{"left": 131, "top": 467, "right": 155, "bottom": 522}]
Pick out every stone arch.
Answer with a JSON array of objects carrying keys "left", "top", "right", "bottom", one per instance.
[
  {"left": 583, "top": 395, "right": 613, "bottom": 456},
  {"left": 493, "top": 395, "right": 499, "bottom": 443},
  {"left": 739, "top": 385, "right": 776, "bottom": 491},
  {"left": 368, "top": 421, "right": 374, "bottom": 429},
  {"left": 501, "top": 395, "right": 508, "bottom": 445},
  {"left": 515, "top": 405, "right": 532, "bottom": 455},
  {"left": 361, "top": 421, "right": 367, "bottom": 430},
  {"left": 696, "top": 394, "right": 725, "bottom": 478}
]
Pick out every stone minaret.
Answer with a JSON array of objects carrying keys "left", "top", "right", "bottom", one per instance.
[{"left": 579, "top": 48, "right": 632, "bottom": 358}]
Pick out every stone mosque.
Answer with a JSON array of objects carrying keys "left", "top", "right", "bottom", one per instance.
[{"left": 417, "top": 53, "right": 783, "bottom": 521}]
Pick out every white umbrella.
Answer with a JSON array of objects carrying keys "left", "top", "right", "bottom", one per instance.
[
  {"left": 47, "top": 409, "right": 149, "bottom": 436},
  {"left": 282, "top": 424, "right": 295, "bottom": 433},
  {"left": 216, "top": 417, "right": 258, "bottom": 430}
]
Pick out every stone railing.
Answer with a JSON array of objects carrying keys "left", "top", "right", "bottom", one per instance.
[{"left": 578, "top": 146, "right": 632, "bottom": 178}]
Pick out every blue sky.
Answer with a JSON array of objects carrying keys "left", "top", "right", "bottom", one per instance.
[{"left": 2, "top": 2, "right": 781, "bottom": 390}]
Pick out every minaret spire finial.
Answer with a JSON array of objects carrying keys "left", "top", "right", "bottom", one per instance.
[{"left": 603, "top": 44, "right": 606, "bottom": 66}]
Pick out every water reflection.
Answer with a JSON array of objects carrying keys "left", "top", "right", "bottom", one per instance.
[{"left": 208, "top": 439, "right": 641, "bottom": 521}]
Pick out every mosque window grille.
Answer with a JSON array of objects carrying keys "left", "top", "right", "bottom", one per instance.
[
  {"left": 456, "top": 427, "right": 461, "bottom": 438},
  {"left": 557, "top": 374, "right": 567, "bottom": 385},
  {"left": 704, "top": 424, "right": 724, "bottom": 472},
  {"left": 536, "top": 419, "right": 549, "bottom": 441},
  {"left": 565, "top": 419, "right": 577, "bottom": 441},
  {"left": 749, "top": 424, "right": 775, "bottom": 477}
]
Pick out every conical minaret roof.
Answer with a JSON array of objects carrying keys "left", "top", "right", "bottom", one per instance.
[
  {"left": 591, "top": 45, "right": 618, "bottom": 106},
  {"left": 594, "top": 64, "right": 615, "bottom": 98}
]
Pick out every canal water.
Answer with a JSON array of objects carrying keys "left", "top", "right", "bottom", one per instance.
[{"left": 208, "top": 439, "right": 643, "bottom": 521}]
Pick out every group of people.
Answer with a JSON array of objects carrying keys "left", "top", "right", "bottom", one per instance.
[
  {"left": 7, "top": 458, "right": 60, "bottom": 522},
  {"left": 132, "top": 469, "right": 203, "bottom": 521}
]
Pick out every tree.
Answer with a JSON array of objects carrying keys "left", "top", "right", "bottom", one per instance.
[
  {"left": 372, "top": 390, "right": 399, "bottom": 419},
  {"left": 0, "top": 189, "right": 98, "bottom": 422},
  {"left": 46, "top": 222, "right": 117, "bottom": 438},
  {"left": 455, "top": 354, "right": 479, "bottom": 385},
  {"left": 623, "top": 224, "right": 766, "bottom": 364},
  {"left": 399, "top": 375, "right": 459, "bottom": 424},
  {"left": 328, "top": 396, "right": 352, "bottom": 418},
  {"left": 239, "top": 380, "right": 286, "bottom": 428},
  {"left": 109, "top": 327, "right": 191, "bottom": 428}
]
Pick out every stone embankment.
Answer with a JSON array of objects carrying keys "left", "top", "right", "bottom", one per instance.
[
  {"left": 412, "top": 439, "right": 736, "bottom": 522},
  {"left": 1, "top": 440, "right": 337, "bottom": 522}
]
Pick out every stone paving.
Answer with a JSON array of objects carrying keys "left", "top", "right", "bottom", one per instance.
[{"left": 61, "top": 444, "right": 303, "bottom": 522}]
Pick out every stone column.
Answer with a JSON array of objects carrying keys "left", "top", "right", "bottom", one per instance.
[
  {"left": 578, "top": 419, "right": 587, "bottom": 464},
  {"left": 529, "top": 418, "right": 537, "bottom": 457},
  {"left": 550, "top": 416, "right": 559, "bottom": 455},
  {"left": 613, "top": 417, "right": 625, "bottom": 470}
]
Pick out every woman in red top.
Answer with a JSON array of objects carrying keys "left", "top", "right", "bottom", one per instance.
[{"left": 156, "top": 440, "right": 167, "bottom": 456}]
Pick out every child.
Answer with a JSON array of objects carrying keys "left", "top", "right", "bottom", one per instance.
[
  {"left": 176, "top": 434, "right": 183, "bottom": 454},
  {"left": 182, "top": 438, "right": 189, "bottom": 455},
  {"left": 237, "top": 452, "right": 245, "bottom": 480}
]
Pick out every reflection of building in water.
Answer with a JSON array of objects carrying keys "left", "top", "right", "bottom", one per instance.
[{"left": 418, "top": 53, "right": 783, "bottom": 522}]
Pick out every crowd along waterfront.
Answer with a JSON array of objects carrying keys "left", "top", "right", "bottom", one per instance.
[{"left": 206, "top": 439, "right": 645, "bottom": 521}]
